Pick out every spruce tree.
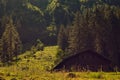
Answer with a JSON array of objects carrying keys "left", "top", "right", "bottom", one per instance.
[
  {"left": 57, "top": 25, "right": 68, "bottom": 50},
  {"left": 88, "top": 12, "right": 104, "bottom": 54},
  {"left": 68, "top": 11, "right": 83, "bottom": 53},
  {"left": 1, "top": 17, "right": 22, "bottom": 63}
]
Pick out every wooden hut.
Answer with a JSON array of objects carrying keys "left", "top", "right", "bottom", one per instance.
[{"left": 53, "top": 50, "right": 112, "bottom": 71}]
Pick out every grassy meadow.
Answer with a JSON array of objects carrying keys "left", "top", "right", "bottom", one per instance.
[
  {"left": 0, "top": 67, "right": 120, "bottom": 80},
  {"left": 0, "top": 46, "right": 120, "bottom": 80}
]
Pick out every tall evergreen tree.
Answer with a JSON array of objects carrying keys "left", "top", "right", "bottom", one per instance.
[
  {"left": 57, "top": 25, "right": 68, "bottom": 50},
  {"left": 1, "top": 17, "right": 22, "bottom": 63},
  {"left": 68, "top": 11, "right": 84, "bottom": 53},
  {"left": 88, "top": 11, "right": 105, "bottom": 54}
]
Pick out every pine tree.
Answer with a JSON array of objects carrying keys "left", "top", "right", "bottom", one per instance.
[
  {"left": 93, "top": 9, "right": 108, "bottom": 56},
  {"left": 93, "top": 8, "right": 114, "bottom": 57},
  {"left": 104, "top": 7, "right": 120, "bottom": 64},
  {"left": 1, "top": 17, "right": 22, "bottom": 63},
  {"left": 68, "top": 11, "right": 84, "bottom": 53},
  {"left": 82, "top": 9, "right": 95, "bottom": 50},
  {"left": 88, "top": 12, "right": 104, "bottom": 54},
  {"left": 57, "top": 25, "right": 68, "bottom": 50}
]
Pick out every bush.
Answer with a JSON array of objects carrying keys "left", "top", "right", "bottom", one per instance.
[
  {"left": 22, "top": 66, "right": 29, "bottom": 71},
  {"left": 67, "top": 73, "right": 77, "bottom": 78}
]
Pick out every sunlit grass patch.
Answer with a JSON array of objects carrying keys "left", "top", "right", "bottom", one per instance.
[{"left": 0, "top": 46, "right": 120, "bottom": 80}]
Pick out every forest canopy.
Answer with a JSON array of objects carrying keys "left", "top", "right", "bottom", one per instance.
[{"left": 0, "top": 0, "right": 120, "bottom": 65}]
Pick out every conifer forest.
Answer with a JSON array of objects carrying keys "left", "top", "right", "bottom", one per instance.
[{"left": 0, "top": 0, "right": 120, "bottom": 80}]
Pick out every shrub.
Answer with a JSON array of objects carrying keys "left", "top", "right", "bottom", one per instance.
[
  {"left": 67, "top": 73, "right": 77, "bottom": 78},
  {"left": 21, "top": 66, "right": 29, "bottom": 71}
]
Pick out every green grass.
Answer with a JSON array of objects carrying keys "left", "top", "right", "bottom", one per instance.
[
  {"left": 0, "top": 46, "right": 120, "bottom": 80},
  {"left": 0, "top": 69, "right": 120, "bottom": 80}
]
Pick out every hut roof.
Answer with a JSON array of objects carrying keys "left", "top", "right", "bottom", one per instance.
[{"left": 53, "top": 50, "right": 111, "bottom": 70}]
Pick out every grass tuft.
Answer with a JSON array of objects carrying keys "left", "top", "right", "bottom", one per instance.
[{"left": 89, "top": 72, "right": 104, "bottom": 79}]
